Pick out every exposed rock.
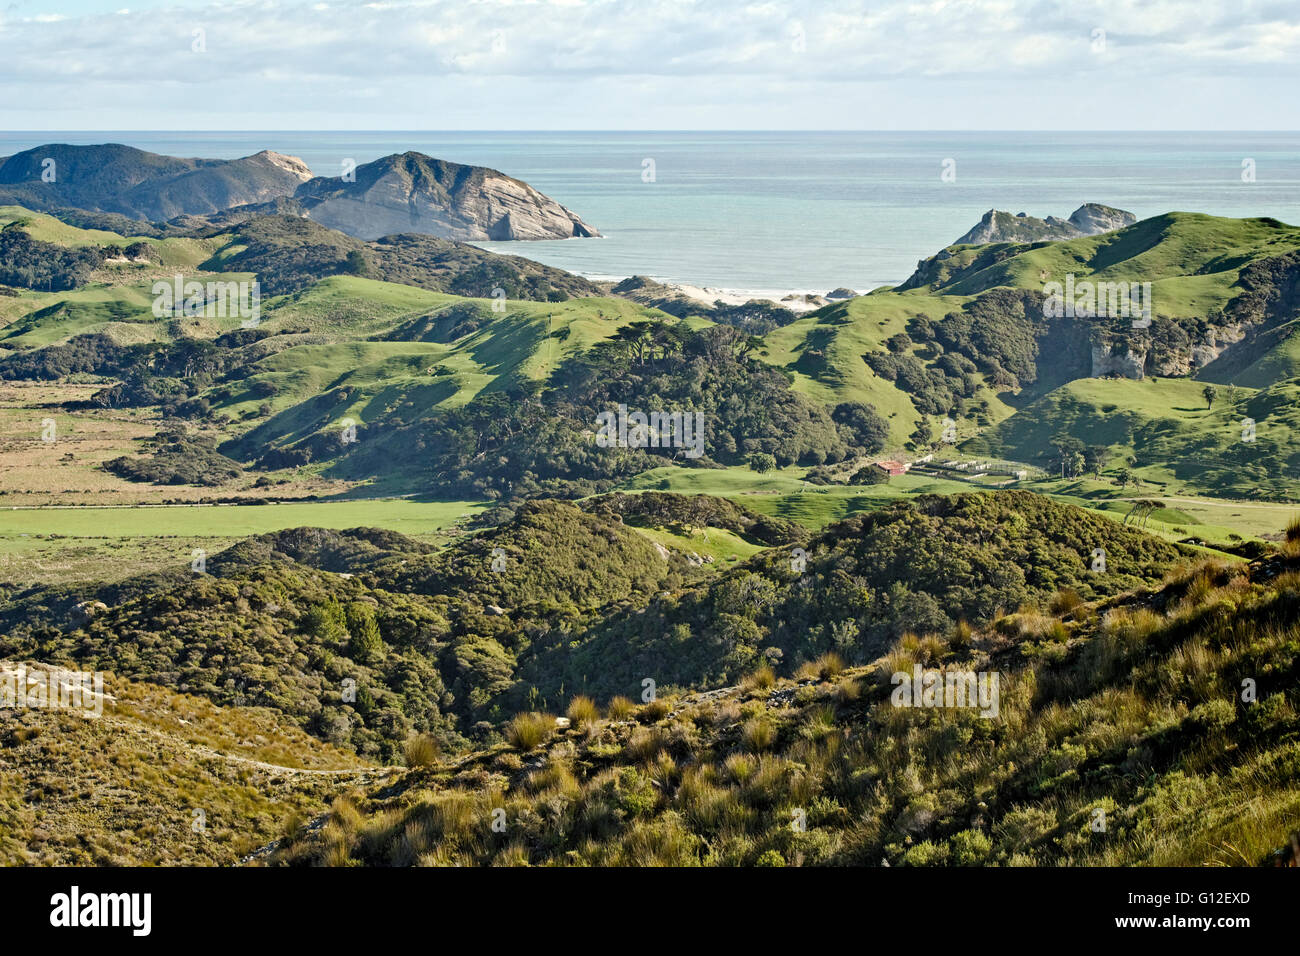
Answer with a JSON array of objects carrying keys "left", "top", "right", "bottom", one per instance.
[
  {"left": 0, "top": 144, "right": 599, "bottom": 243},
  {"left": 1066, "top": 202, "right": 1137, "bottom": 237},
  {"left": 1091, "top": 343, "right": 1146, "bottom": 379},
  {"left": 825, "top": 287, "right": 858, "bottom": 299},
  {"left": 0, "top": 144, "right": 314, "bottom": 221},
  {"left": 954, "top": 203, "right": 1136, "bottom": 245},
  {"left": 72, "top": 600, "right": 109, "bottom": 623},
  {"left": 295, "top": 152, "right": 599, "bottom": 242}
]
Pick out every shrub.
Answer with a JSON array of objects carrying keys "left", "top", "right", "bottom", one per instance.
[
  {"left": 949, "top": 829, "right": 993, "bottom": 865},
  {"left": 900, "top": 840, "right": 949, "bottom": 866},
  {"left": 755, "top": 849, "right": 786, "bottom": 866}
]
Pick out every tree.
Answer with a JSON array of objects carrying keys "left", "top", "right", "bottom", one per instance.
[
  {"left": 1202, "top": 384, "right": 1217, "bottom": 409},
  {"left": 345, "top": 602, "right": 384, "bottom": 664},
  {"left": 909, "top": 417, "right": 935, "bottom": 452},
  {"left": 1084, "top": 445, "right": 1109, "bottom": 480},
  {"left": 748, "top": 452, "right": 777, "bottom": 474},
  {"left": 1051, "top": 434, "right": 1086, "bottom": 478},
  {"left": 849, "top": 462, "right": 889, "bottom": 485},
  {"left": 1124, "top": 499, "right": 1159, "bottom": 528},
  {"left": 1114, "top": 466, "right": 1133, "bottom": 489},
  {"left": 343, "top": 250, "right": 369, "bottom": 276}
]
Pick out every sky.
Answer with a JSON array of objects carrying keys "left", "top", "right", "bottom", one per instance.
[{"left": 1, "top": 0, "right": 1298, "bottom": 129}]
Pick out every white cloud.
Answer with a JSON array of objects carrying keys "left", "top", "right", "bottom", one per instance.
[{"left": 0, "top": 0, "right": 1297, "bottom": 127}]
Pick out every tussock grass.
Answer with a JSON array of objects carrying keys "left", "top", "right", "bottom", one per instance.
[
  {"left": 505, "top": 712, "right": 554, "bottom": 751},
  {"left": 607, "top": 696, "right": 636, "bottom": 720},
  {"left": 403, "top": 734, "right": 441, "bottom": 768},
  {"left": 742, "top": 664, "right": 777, "bottom": 693},
  {"left": 566, "top": 695, "right": 601, "bottom": 731}
]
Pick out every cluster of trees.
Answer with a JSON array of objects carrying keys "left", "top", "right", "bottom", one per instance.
[
  {"left": 104, "top": 426, "right": 244, "bottom": 486},
  {"left": 0, "top": 226, "right": 104, "bottom": 290},
  {"left": 707, "top": 299, "right": 799, "bottom": 335},
  {"left": 518, "top": 490, "right": 1189, "bottom": 702},
  {"left": 274, "top": 320, "right": 891, "bottom": 502},
  {"left": 864, "top": 346, "right": 983, "bottom": 416},
  {"left": 0, "top": 491, "right": 1192, "bottom": 762},
  {"left": 1049, "top": 434, "right": 1110, "bottom": 479},
  {"left": 583, "top": 491, "right": 807, "bottom": 547},
  {"left": 557, "top": 322, "right": 891, "bottom": 468},
  {"left": 0, "top": 499, "right": 719, "bottom": 757},
  {"left": 909, "top": 290, "right": 1044, "bottom": 390}
]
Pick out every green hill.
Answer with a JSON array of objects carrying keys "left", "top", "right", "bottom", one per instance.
[{"left": 268, "top": 544, "right": 1300, "bottom": 867}]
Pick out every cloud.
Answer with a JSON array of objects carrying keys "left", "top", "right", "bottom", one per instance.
[{"left": 0, "top": 0, "right": 1297, "bottom": 127}]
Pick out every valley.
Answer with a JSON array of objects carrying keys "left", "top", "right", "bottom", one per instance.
[{"left": 1, "top": 150, "right": 1298, "bottom": 869}]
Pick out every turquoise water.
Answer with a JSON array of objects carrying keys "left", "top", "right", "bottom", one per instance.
[{"left": 4, "top": 131, "right": 1299, "bottom": 290}]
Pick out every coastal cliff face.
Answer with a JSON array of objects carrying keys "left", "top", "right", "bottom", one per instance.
[
  {"left": 954, "top": 203, "right": 1136, "bottom": 245},
  {"left": 0, "top": 144, "right": 598, "bottom": 242},
  {"left": 294, "top": 153, "right": 600, "bottom": 242}
]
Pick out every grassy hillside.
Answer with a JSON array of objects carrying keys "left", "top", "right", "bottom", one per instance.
[
  {"left": 0, "top": 663, "right": 384, "bottom": 865},
  {"left": 5, "top": 206, "right": 1299, "bottom": 522},
  {"left": 967, "top": 375, "right": 1300, "bottom": 499}
]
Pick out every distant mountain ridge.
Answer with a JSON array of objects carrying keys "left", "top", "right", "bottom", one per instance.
[
  {"left": 0, "top": 143, "right": 599, "bottom": 242},
  {"left": 0, "top": 144, "right": 313, "bottom": 222},
  {"left": 954, "top": 203, "right": 1136, "bottom": 245}
]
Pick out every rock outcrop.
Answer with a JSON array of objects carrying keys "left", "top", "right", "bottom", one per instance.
[
  {"left": 0, "top": 144, "right": 598, "bottom": 242},
  {"left": 1091, "top": 343, "right": 1147, "bottom": 380},
  {"left": 293, "top": 152, "right": 599, "bottom": 242},
  {"left": 954, "top": 203, "right": 1136, "bottom": 245}
]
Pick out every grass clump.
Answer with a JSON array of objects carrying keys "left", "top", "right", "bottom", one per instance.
[
  {"left": 505, "top": 712, "right": 554, "bottom": 751},
  {"left": 403, "top": 734, "right": 441, "bottom": 768},
  {"left": 742, "top": 664, "right": 777, "bottom": 693},
  {"left": 607, "top": 696, "right": 636, "bottom": 720},
  {"left": 741, "top": 716, "right": 777, "bottom": 752},
  {"left": 566, "top": 695, "right": 601, "bottom": 731}
]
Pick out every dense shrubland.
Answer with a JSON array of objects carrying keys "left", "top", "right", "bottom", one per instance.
[{"left": 271, "top": 545, "right": 1300, "bottom": 867}]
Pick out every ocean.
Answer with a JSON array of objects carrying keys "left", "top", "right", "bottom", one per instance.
[{"left": 3, "top": 131, "right": 1299, "bottom": 294}]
